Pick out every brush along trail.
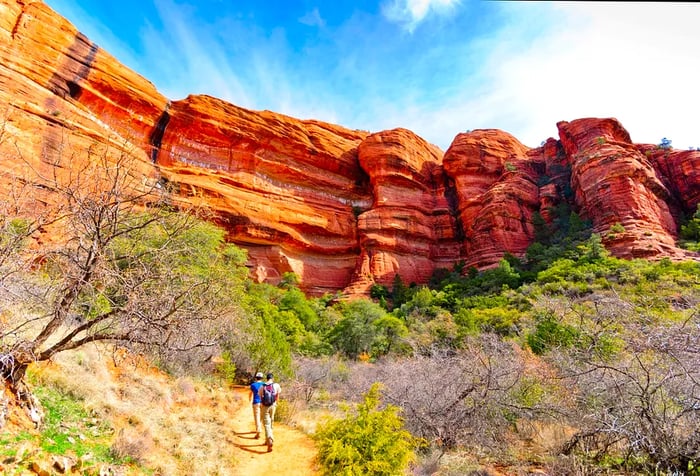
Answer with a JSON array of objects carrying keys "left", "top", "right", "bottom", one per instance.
[{"left": 228, "top": 386, "right": 319, "bottom": 475}]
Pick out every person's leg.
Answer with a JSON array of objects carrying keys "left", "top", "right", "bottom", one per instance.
[
  {"left": 263, "top": 405, "right": 274, "bottom": 451},
  {"left": 263, "top": 406, "right": 273, "bottom": 442},
  {"left": 252, "top": 403, "right": 261, "bottom": 437},
  {"left": 269, "top": 403, "right": 277, "bottom": 432}
]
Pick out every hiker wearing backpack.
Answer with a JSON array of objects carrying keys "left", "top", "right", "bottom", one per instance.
[
  {"left": 249, "top": 372, "right": 265, "bottom": 439},
  {"left": 258, "top": 372, "right": 281, "bottom": 452}
]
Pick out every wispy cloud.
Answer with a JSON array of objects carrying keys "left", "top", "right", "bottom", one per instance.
[
  {"left": 141, "top": 0, "right": 258, "bottom": 104},
  {"left": 381, "top": 0, "right": 461, "bottom": 33},
  {"left": 45, "top": 0, "right": 699, "bottom": 151},
  {"left": 138, "top": 0, "right": 343, "bottom": 124},
  {"left": 356, "top": 2, "right": 700, "bottom": 150},
  {"left": 299, "top": 8, "right": 326, "bottom": 28}
]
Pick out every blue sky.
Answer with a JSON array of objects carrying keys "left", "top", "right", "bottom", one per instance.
[{"left": 44, "top": 0, "right": 699, "bottom": 151}]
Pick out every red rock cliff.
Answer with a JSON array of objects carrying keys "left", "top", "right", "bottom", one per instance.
[{"left": 0, "top": 0, "right": 698, "bottom": 296}]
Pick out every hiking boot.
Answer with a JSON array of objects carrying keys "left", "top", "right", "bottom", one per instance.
[{"left": 267, "top": 437, "right": 273, "bottom": 452}]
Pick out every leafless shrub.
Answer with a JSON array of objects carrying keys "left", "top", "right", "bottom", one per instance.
[
  {"left": 174, "top": 377, "right": 196, "bottom": 403},
  {"left": 110, "top": 426, "right": 154, "bottom": 464},
  {"left": 329, "top": 334, "right": 528, "bottom": 452},
  {"left": 290, "top": 355, "right": 349, "bottom": 404},
  {"left": 542, "top": 454, "right": 611, "bottom": 475},
  {"left": 411, "top": 447, "right": 443, "bottom": 476},
  {"left": 382, "top": 336, "right": 526, "bottom": 450},
  {"left": 0, "top": 130, "right": 249, "bottom": 423},
  {"left": 551, "top": 309, "right": 700, "bottom": 473}
]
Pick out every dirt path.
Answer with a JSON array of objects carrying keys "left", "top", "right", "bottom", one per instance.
[{"left": 228, "top": 386, "right": 320, "bottom": 475}]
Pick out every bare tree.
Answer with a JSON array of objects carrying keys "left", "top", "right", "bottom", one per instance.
[
  {"left": 290, "top": 355, "right": 349, "bottom": 404},
  {"left": 0, "top": 135, "right": 249, "bottom": 425},
  {"left": 332, "top": 334, "right": 527, "bottom": 453},
  {"left": 539, "top": 292, "right": 700, "bottom": 473}
]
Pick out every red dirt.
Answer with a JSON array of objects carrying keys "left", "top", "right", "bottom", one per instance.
[{"left": 228, "top": 386, "right": 320, "bottom": 475}]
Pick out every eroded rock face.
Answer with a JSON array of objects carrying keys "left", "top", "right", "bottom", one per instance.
[
  {"left": 443, "top": 130, "right": 542, "bottom": 268},
  {"left": 557, "top": 118, "right": 686, "bottom": 259},
  {"left": 352, "top": 128, "right": 460, "bottom": 293},
  {"left": 0, "top": 0, "right": 163, "bottom": 189},
  {"left": 0, "top": 0, "right": 697, "bottom": 297},
  {"left": 151, "top": 94, "right": 371, "bottom": 294}
]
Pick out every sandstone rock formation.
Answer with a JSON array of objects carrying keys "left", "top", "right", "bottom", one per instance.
[
  {"left": 557, "top": 118, "right": 684, "bottom": 259},
  {"left": 443, "top": 129, "right": 540, "bottom": 269},
  {"left": 0, "top": 0, "right": 698, "bottom": 296},
  {"left": 351, "top": 128, "right": 460, "bottom": 295}
]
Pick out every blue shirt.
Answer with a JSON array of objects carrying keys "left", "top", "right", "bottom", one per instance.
[{"left": 250, "top": 381, "right": 264, "bottom": 404}]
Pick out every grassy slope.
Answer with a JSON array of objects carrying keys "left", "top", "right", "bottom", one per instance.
[{"left": 0, "top": 344, "right": 318, "bottom": 475}]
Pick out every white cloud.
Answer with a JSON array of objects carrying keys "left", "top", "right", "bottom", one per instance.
[
  {"left": 299, "top": 8, "right": 326, "bottom": 28},
  {"left": 501, "top": 2, "right": 700, "bottom": 149},
  {"left": 381, "top": 0, "right": 461, "bottom": 32},
  {"left": 378, "top": 2, "right": 700, "bottom": 150}
]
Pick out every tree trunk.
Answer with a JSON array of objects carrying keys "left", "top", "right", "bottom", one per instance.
[{"left": 0, "top": 349, "right": 44, "bottom": 428}]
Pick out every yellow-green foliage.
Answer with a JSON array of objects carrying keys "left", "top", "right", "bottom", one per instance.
[
  {"left": 216, "top": 350, "right": 237, "bottom": 383},
  {"left": 314, "top": 383, "right": 416, "bottom": 476}
]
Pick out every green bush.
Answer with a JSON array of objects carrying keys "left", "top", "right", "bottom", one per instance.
[
  {"left": 454, "top": 307, "right": 521, "bottom": 336},
  {"left": 314, "top": 383, "right": 416, "bottom": 476},
  {"left": 680, "top": 203, "right": 700, "bottom": 243},
  {"left": 527, "top": 314, "right": 580, "bottom": 355},
  {"left": 328, "top": 300, "right": 390, "bottom": 359},
  {"left": 609, "top": 222, "right": 625, "bottom": 235},
  {"left": 216, "top": 350, "right": 237, "bottom": 383}
]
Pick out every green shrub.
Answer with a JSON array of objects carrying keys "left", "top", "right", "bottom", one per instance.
[
  {"left": 216, "top": 350, "right": 237, "bottom": 383},
  {"left": 454, "top": 307, "right": 521, "bottom": 336},
  {"left": 370, "top": 284, "right": 390, "bottom": 300},
  {"left": 273, "top": 398, "right": 295, "bottom": 424},
  {"left": 610, "top": 222, "right": 625, "bottom": 234},
  {"left": 511, "top": 376, "right": 546, "bottom": 407},
  {"left": 314, "top": 383, "right": 417, "bottom": 476},
  {"left": 680, "top": 203, "right": 700, "bottom": 242},
  {"left": 328, "top": 300, "right": 390, "bottom": 359},
  {"left": 527, "top": 314, "right": 579, "bottom": 355}
]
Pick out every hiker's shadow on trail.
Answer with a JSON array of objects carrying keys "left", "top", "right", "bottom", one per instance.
[
  {"left": 234, "top": 431, "right": 269, "bottom": 454},
  {"left": 235, "top": 431, "right": 258, "bottom": 440}
]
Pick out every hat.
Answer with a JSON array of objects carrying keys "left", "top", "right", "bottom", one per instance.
[
  {"left": 255, "top": 372, "right": 264, "bottom": 379},
  {"left": 266, "top": 372, "right": 274, "bottom": 380}
]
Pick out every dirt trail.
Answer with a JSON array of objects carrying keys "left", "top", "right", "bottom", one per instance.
[{"left": 228, "top": 386, "right": 320, "bottom": 475}]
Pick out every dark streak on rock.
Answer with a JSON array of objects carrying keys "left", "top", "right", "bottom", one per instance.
[
  {"left": 46, "top": 33, "right": 98, "bottom": 100},
  {"left": 149, "top": 102, "right": 171, "bottom": 163}
]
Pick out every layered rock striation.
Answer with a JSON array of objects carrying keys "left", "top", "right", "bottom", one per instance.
[{"left": 1, "top": 0, "right": 698, "bottom": 296}]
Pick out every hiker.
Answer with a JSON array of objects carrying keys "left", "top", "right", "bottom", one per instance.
[
  {"left": 249, "top": 371, "right": 265, "bottom": 439},
  {"left": 258, "top": 372, "right": 281, "bottom": 452}
]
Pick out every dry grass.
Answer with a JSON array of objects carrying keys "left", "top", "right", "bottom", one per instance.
[
  {"left": 30, "top": 343, "right": 243, "bottom": 475},
  {"left": 110, "top": 426, "right": 154, "bottom": 465}
]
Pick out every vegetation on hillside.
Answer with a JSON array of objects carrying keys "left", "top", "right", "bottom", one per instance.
[
  {"left": 1, "top": 141, "right": 699, "bottom": 474},
  {"left": 0, "top": 145, "right": 254, "bottom": 424}
]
